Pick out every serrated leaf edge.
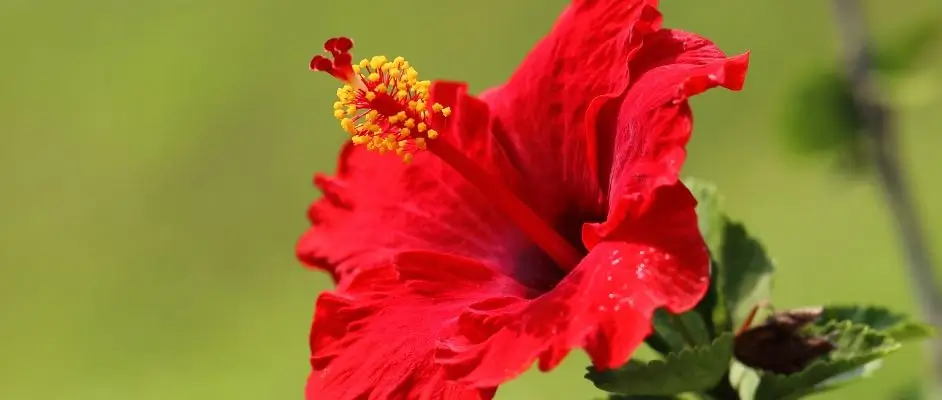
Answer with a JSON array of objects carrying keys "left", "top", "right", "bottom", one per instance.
[
  {"left": 586, "top": 333, "right": 735, "bottom": 396},
  {"left": 816, "top": 304, "right": 937, "bottom": 341}
]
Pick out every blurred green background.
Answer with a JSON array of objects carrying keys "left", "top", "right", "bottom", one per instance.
[{"left": 1, "top": 0, "right": 940, "bottom": 398}]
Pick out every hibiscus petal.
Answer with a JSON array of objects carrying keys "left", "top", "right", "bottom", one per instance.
[
  {"left": 481, "top": 0, "right": 664, "bottom": 218},
  {"left": 592, "top": 29, "right": 750, "bottom": 202},
  {"left": 307, "top": 294, "right": 493, "bottom": 400},
  {"left": 436, "top": 182, "right": 709, "bottom": 386},
  {"left": 307, "top": 253, "right": 528, "bottom": 400},
  {"left": 296, "top": 82, "right": 560, "bottom": 290}
]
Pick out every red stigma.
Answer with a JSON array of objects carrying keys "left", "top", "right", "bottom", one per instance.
[{"left": 310, "top": 36, "right": 356, "bottom": 82}]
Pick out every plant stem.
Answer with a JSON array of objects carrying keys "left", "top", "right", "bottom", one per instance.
[{"left": 830, "top": 0, "right": 942, "bottom": 390}]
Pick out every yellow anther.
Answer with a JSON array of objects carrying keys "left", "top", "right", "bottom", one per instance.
[
  {"left": 402, "top": 153, "right": 414, "bottom": 164},
  {"left": 352, "top": 65, "right": 361, "bottom": 74},
  {"left": 341, "top": 118, "right": 355, "bottom": 133},
  {"left": 370, "top": 56, "right": 387, "bottom": 70},
  {"left": 325, "top": 53, "right": 450, "bottom": 163}
]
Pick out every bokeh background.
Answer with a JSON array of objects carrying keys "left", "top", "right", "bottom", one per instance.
[{"left": 1, "top": 0, "right": 940, "bottom": 398}]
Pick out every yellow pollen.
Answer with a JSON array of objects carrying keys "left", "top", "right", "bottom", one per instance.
[{"left": 326, "top": 55, "right": 451, "bottom": 162}]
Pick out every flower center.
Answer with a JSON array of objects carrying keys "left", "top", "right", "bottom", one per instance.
[
  {"left": 310, "top": 37, "right": 584, "bottom": 271},
  {"left": 311, "top": 38, "right": 449, "bottom": 164}
]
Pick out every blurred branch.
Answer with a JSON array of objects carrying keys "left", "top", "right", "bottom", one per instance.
[{"left": 830, "top": 0, "right": 942, "bottom": 390}]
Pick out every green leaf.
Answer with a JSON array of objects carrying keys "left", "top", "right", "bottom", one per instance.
[
  {"left": 815, "top": 305, "right": 936, "bottom": 342},
  {"left": 649, "top": 309, "right": 713, "bottom": 354},
  {"left": 682, "top": 177, "right": 774, "bottom": 334},
  {"left": 644, "top": 324, "right": 676, "bottom": 356},
  {"left": 685, "top": 178, "right": 725, "bottom": 255},
  {"left": 587, "top": 334, "right": 735, "bottom": 396},
  {"left": 648, "top": 309, "right": 689, "bottom": 354},
  {"left": 754, "top": 321, "right": 901, "bottom": 399},
  {"left": 717, "top": 219, "right": 774, "bottom": 329}
]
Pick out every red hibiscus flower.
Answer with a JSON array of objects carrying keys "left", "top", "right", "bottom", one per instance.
[{"left": 298, "top": 0, "right": 749, "bottom": 399}]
